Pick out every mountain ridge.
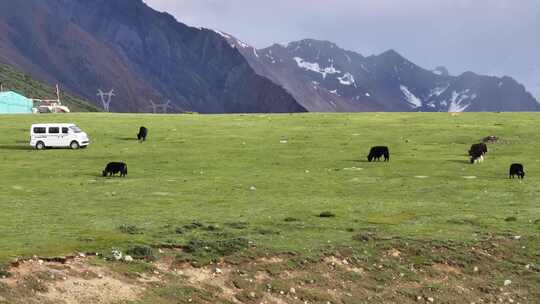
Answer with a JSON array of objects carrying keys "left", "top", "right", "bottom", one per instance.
[{"left": 222, "top": 31, "right": 539, "bottom": 112}]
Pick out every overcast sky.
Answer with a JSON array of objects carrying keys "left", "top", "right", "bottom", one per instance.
[{"left": 145, "top": 0, "right": 540, "bottom": 99}]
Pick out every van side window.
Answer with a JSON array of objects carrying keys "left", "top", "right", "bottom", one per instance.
[
  {"left": 62, "top": 127, "right": 69, "bottom": 134},
  {"left": 33, "top": 127, "right": 46, "bottom": 134},
  {"left": 49, "top": 127, "right": 60, "bottom": 134}
]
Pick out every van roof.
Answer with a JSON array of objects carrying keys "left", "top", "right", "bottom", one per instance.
[{"left": 31, "top": 123, "right": 77, "bottom": 127}]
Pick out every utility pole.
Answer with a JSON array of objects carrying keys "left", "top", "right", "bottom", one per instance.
[
  {"left": 148, "top": 99, "right": 172, "bottom": 113},
  {"left": 97, "top": 89, "right": 115, "bottom": 112}
]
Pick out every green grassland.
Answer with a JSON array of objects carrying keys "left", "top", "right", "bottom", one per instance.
[
  {"left": 0, "top": 63, "right": 100, "bottom": 112},
  {"left": 0, "top": 113, "right": 539, "bottom": 264}
]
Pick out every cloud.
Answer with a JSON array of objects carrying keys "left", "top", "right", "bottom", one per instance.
[{"left": 145, "top": 0, "right": 540, "bottom": 99}]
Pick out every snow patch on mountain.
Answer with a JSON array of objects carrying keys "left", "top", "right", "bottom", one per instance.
[
  {"left": 400, "top": 85, "right": 422, "bottom": 108},
  {"left": 213, "top": 30, "right": 231, "bottom": 39},
  {"left": 293, "top": 57, "right": 341, "bottom": 79},
  {"left": 338, "top": 73, "right": 355, "bottom": 86},
  {"left": 448, "top": 90, "right": 472, "bottom": 112},
  {"left": 429, "top": 84, "right": 450, "bottom": 97}
]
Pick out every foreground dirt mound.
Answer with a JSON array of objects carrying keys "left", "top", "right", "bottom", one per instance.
[
  {"left": 1, "top": 235, "right": 539, "bottom": 304},
  {"left": 0, "top": 255, "right": 151, "bottom": 304}
]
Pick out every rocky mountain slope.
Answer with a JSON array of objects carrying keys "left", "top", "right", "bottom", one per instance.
[
  {"left": 0, "top": 0, "right": 305, "bottom": 113},
  {"left": 223, "top": 35, "right": 540, "bottom": 112}
]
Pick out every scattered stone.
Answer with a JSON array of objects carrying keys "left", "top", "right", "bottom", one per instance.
[
  {"left": 474, "top": 266, "right": 479, "bottom": 272},
  {"left": 249, "top": 292, "right": 257, "bottom": 299},
  {"left": 504, "top": 280, "right": 512, "bottom": 286},
  {"left": 214, "top": 268, "right": 222, "bottom": 275},
  {"left": 483, "top": 136, "right": 499, "bottom": 143},
  {"left": 123, "top": 255, "right": 134, "bottom": 262},
  {"left": 250, "top": 186, "right": 257, "bottom": 191},
  {"left": 111, "top": 249, "right": 123, "bottom": 261},
  {"left": 427, "top": 297, "right": 435, "bottom": 303},
  {"left": 290, "top": 287, "right": 296, "bottom": 294},
  {"left": 512, "top": 235, "right": 522, "bottom": 240},
  {"left": 280, "top": 140, "right": 288, "bottom": 144}
]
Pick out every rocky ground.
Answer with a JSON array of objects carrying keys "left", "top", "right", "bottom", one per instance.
[{"left": 1, "top": 233, "right": 538, "bottom": 304}]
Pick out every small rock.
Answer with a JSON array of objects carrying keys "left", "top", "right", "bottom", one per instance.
[
  {"left": 249, "top": 292, "right": 257, "bottom": 299},
  {"left": 473, "top": 266, "right": 479, "bottom": 272},
  {"left": 250, "top": 186, "right": 257, "bottom": 191},
  {"left": 97, "top": 274, "right": 103, "bottom": 279},
  {"left": 525, "top": 264, "right": 531, "bottom": 270},
  {"left": 504, "top": 280, "right": 512, "bottom": 286},
  {"left": 290, "top": 287, "right": 296, "bottom": 294},
  {"left": 123, "top": 255, "right": 134, "bottom": 262},
  {"left": 427, "top": 297, "right": 435, "bottom": 303},
  {"left": 214, "top": 268, "right": 222, "bottom": 274},
  {"left": 111, "top": 249, "right": 123, "bottom": 261},
  {"left": 512, "top": 235, "right": 522, "bottom": 240}
]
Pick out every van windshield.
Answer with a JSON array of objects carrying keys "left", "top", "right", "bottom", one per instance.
[{"left": 69, "top": 126, "right": 82, "bottom": 133}]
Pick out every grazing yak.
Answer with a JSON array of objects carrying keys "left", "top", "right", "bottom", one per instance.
[
  {"left": 103, "top": 162, "right": 128, "bottom": 177},
  {"left": 469, "top": 143, "right": 488, "bottom": 164},
  {"left": 137, "top": 126, "right": 148, "bottom": 142},
  {"left": 368, "top": 146, "right": 390, "bottom": 162},
  {"left": 509, "top": 163, "right": 525, "bottom": 179}
]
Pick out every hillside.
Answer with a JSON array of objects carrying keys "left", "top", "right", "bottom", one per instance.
[
  {"left": 224, "top": 36, "right": 540, "bottom": 112},
  {"left": 0, "top": 63, "right": 99, "bottom": 112},
  {"left": 0, "top": 0, "right": 305, "bottom": 113}
]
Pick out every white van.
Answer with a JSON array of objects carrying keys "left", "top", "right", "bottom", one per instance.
[{"left": 30, "top": 123, "right": 90, "bottom": 150}]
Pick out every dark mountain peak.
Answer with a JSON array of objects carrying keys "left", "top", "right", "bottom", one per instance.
[
  {"left": 460, "top": 71, "right": 478, "bottom": 78},
  {"left": 287, "top": 39, "right": 339, "bottom": 50},
  {"left": 433, "top": 66, "right": 450, "bottom": 76},
  {"left": 378, "top": 49, "right": 404, "bottom": 60}
]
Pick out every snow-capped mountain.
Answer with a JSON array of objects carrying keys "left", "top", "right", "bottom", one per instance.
[{"left": 221, "top": 34, "right": 539, "bottom": 112}]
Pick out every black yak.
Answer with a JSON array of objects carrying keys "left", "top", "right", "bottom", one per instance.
[
  {"left": 367, "top": 146, "right": 390, "bottom": 162},
  {"left": 137, "top": 126, "right": 148, "bottom": 142},
  {"left": 509, "top": 163, "right": 525, "bottom": 179},
  {"left": 103, "top": 162, "right": 128, "bottom": 177}
]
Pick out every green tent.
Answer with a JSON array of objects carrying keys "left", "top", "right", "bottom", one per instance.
[{"left": 0, "top": 91, "right": 34, "bottom": 114}]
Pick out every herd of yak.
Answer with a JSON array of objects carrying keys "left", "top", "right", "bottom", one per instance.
[
  {"left": 365, "top": 137, "right": 525, "bottom": 179},
  {"left": 103, "top": 127, "right": 525, "bottom": 180}
]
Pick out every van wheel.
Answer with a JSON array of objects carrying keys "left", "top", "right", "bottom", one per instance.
[
  {"left": 36, "top": 141, "right": 45, "bottom": 150},
  {"left": 70, "top": 141, "right": 80, "bottom": 150}
]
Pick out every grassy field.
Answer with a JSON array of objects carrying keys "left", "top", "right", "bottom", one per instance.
[{"left": 0, "top": 112, "right": 539, "bottom": 264}]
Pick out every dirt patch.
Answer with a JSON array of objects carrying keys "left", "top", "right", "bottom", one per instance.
[
  {"left": 1, "top": 235, "right": 539, "bottom": 304},
  {"left": 1, "top": 257, "right": 145, "bottom": 304}
]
